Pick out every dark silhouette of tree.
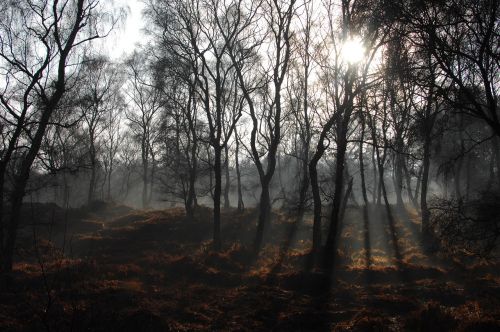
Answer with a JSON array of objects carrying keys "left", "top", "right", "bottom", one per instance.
[
  {"left": 124, "top": 52, "right": 163, "bottom": 209},
  {"left": 0, "top": 0, "right": 121, "bottom": 272},
  {"left": 77, "top": 56, "right": 123, "bottom": 203}
]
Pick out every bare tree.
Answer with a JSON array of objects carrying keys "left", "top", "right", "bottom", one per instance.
[
  {"left": 283, "top": 0, "right": 317, "bottom": 221},
  {"left": 124, "top": 52, "right": 163, "bottom": 209},
  {"left": 224, "top": 0, "right": 296, "bottom": 253},
  {"left": 78, "top": 56, "right": 123, "bottom": 203},
  {"left": 102, "top": 92, "right": 125, "bottom": 201},
  {"left": 308, "top": 0, "right": 389, "bottom": 256},
  {"left": 0, "top": 0, "right": 121, "bottom": 272}
]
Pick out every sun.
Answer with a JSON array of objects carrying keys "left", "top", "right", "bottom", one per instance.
[{"left": 341, "top": 37, "right": 365, "bottom": 65}]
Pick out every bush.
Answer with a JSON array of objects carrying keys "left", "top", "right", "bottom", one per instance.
[{"left": 429, "top": 190, "right": 500, "bottom": 258}]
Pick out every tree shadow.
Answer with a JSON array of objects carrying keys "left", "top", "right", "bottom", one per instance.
[
  {"left": 363, "top": 204, "right": 372, "bottom": 270},
  {"left": 265, "top": 210, "right": 304, "bottom": 283}
]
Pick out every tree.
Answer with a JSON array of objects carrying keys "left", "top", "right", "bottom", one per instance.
[
  {"left": 308, "top": 0, "right": 389, "bottom": 257},
  {"left": 148, "top": 0, "right": 249, "bottom": 249},
  {"left": 158, "top": 77, "right": 202, "bottom": 215},
  {"left": 124, "top": 52, "right": 163, "bottom": 209},
  {"left": 102, "top": 93, "right": 124, "bottom": 201},
  {"left": 0, "top": 0, "right": 121, "bottom": 272},
  {"left": 78, "top": 56, "right": 123, "bottom": 203},
  {"left": 283, "top": 0, "right": 317, "bottom": 222},
  {"left": 224, "top": 0, "right": 296, "bottom": 253}
]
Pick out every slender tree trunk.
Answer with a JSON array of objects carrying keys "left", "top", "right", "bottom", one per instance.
[
  {"left": 372, "top": 127, "right": 392, "bottom": 218},
  {"left": 297, "top": 155, "right": 310, "bottom": 217},
  {"left": 253, "top": 179, "right": 271, "bottom": 253},
  {"left": 421, "top": 45, "right": 436, "bottom": 239},
  {"left": 107, "top": 160, "right": 113, "bottom": 201},
  {"left": 186, "top": 104, "right": 198, "bottom": 217},
  {"left": 376, "top": 168, "right": 383, "bottom": 205},
  {"left": 379, "top": 148, "right": 389, "bottom": 206},
  {"left": 309, "top": 115, "right": 337, "bottom": 252},
  {"left": 88, "top": 140, "right": 97, "bottom": 204},
  {"left": 421, "top": 109, "right": 436, "bottom": 239},
  {"left": 149, "top": 155, "right": 155, "bottom": 206},
  {"left": 186, "top": 151, "right": 197, "bottom": 218},
  {"left": 339, "top": 176, "right": 353, "bottom": 225},
  {"left": 213, "top": 146, "right": 222, "bottom": 250},
  {"left": 235, "top": 129, "right": 244, "bottom": 212},
  {"left": 415, "top": 166, "right": 423, "bottom": 201},
  {"left": 371, "top": 143, "right": 378, "bottom": 204},
  {"left": 142, "top": 141, "right": 149, "bottom": 209},
  {"left": 100, "top": 170, "right": 107, "bottom": 200},
  {"left": 3, "top": 102, "right": 55, "bottom": 271},
  {"left": 453, "top": 112, "right": 466, "bottom": 199},
  {"left": 394, "top": 148, "right": 404, "bottom": 207},
  {"left": 186, "top": 164, "right": 197, "bottom": 217},
  {"left": 325, "top": 134, "right": 347, "bottom": 255},
  {"left": 223, "top": 145, "right": 230, "bottom": 209},
  {"left": 309, "top": 157, "right": 322, "bottom": 252},
  {"left": 142, "top": 170, "right": 148, "bottom": 209},
  {"left": 403, "top": 162, "right": 418, "bottom": 209},
  {"left": 253, "top": 99, "right": 281, "bottom": 253},
  {"left": 123, "top": 169, "right": 131, "bottom": 202},
  {"left": 421, "top": 120, "right": 433, "bottom": 237},
  {"left": 0, "top": 141, "right": 22, "bottom": 271},
  {"left": 359, "top": 114, "right": 368, "bottom": 206},
  {"left": 380, "top": 164, "right": 391, "bottom": 214}
]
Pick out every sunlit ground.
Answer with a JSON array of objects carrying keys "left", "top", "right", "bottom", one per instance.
[{"left": 1, "top": 202, "right": 499, "bottom": 331}]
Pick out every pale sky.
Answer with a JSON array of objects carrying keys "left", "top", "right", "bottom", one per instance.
[{"left": 107, "top": 0, "right": 146, "bottom": 60}]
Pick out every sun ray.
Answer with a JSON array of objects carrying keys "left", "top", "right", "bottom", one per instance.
[{"left": 341, "top": 36, "right": 365, "bottom": 64}]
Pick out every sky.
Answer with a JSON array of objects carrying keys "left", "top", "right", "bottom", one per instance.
[{"left": 106, "top": 0, "right": 146, "bottom": 60}]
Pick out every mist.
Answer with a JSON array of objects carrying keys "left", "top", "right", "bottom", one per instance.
[{"left": 1, "top": 0, "right": 499, "bottom": 330}]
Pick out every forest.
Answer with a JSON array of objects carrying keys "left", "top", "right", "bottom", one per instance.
[{"left": 0, "top": 0, "right": 499, "bottom": 330}]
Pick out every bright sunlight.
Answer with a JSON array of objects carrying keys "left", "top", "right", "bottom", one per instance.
[{"left": 341, "top": 36, "right": 365, "bottom": 64}]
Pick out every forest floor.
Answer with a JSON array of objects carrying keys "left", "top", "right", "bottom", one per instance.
[{"left": 1, "top": 201, "right": 500, "bottom": 331}]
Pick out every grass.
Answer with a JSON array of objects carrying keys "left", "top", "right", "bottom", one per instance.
[{"left": 1, "top": 202, "right": 499, "bottom": 331}]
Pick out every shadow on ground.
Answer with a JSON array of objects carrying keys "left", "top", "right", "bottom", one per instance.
[{"left": 1, "top": 202, "right": 500, "bottom": 331}]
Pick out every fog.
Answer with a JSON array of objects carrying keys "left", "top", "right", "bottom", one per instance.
[{"left": 1, "top": 0, "right": 499, "bottom": 330}]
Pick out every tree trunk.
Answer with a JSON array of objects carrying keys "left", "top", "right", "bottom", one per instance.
[
  {"left": 403, "top": 162, "right": 418, "bottom": 209},
  {"left": 223, "top": 145, "right": 230, "bottom": 209},
  {"left": 297, "top": 153, "right": 310, "bottom": 217},
  {"left": 213, "top": 146, "right": 222, "bottom": 250},
  {"left": 309, "top": 157, "right": 322, "bottom": 252},
  {"left": 308, "top": 111, "right": 338, "bottom": 253},
  {"left": 325, "top": 134, "right": 347, "bottom": 256},
  {"left": 394, "top": 149, "right": 404, "bottom": 208},
  {"left": 88, "top": 140, "right": 97, "bottom": 204},
  {"left": 107, "top": 160, "right": 113, "bottom": 201},
  {"left": 149, "top": 155, "right": 155, "bottom": 206},
  {"left": 186, "top": 153, "right": 197, "bottom": 218},
  {"left": 421, "top": 127, "right": 432, "bottom": 237},
  {"left": 235, "top": 130, "right": 244, "bottom": 212},
  {"left": 253, "top": 179, "right": 271, "bottom": 253},
  {"left": 186, "top": 110, "right": 198, "bottom": 217},
  {"left": 339, "top": 176, "right": 353, "bottom": 225},
  {"left": 415, "top": 165, "right": 423, "bottom": 204},
  {"left": 142, "top": 159, "right": 148, "bottom": 209},
  {"left": 359, "top": 114, "right": 368, "bottom": 206},
  {"left": 371, "top": 144, "right": 378, "bottom": 204},
  {"left": 3, "top": 103, "right": 55, "bottom": 272}
]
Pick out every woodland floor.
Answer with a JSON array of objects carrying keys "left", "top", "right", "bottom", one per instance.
[{"left": 1, "top": 201, "right": 500, "bottom": 331}]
